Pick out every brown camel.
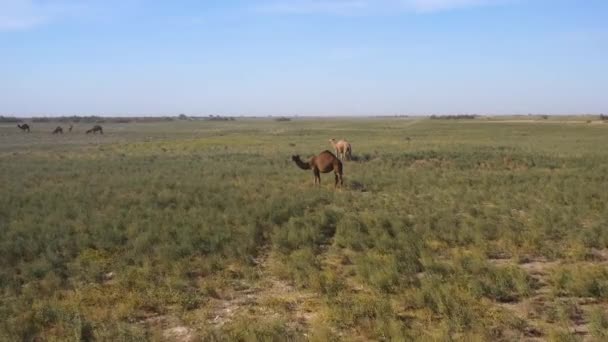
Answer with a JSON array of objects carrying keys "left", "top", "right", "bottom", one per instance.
[
  {"left": 86, "top": 125, "right": 103, "bottom": 134},
  {"left": 52, "top": 126, "right": 63, "bottom": 134},
  {"left": 329, "top": 138, "right": 352, "bottom": 161},
  {"left": 17, "top": 124, "right": 30, "bottom": 132},
  {"left": 68, "top": 124, "right": 73, "bottom": 132},
  {"left": 292, "top": 150, "right": 343, "bottom": 188}
]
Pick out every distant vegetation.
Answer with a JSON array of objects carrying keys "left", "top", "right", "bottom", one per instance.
[
  {"left": 204, "top": 115, "right": 236, "bottom": 121},
  {"left": 1, "top": 115, "right": 239, "bottom": 124},
  {"left": 274, "top": 117, "right": 292, "bottom": 122},
  {"left": 430, "top": 114, "right": 478, "bottom": 120},
  {"left": 1, "top": 118, "right": 607, "bottom": 340},
  {"left": 0, "top": 116, "right": 21, "bottom": 123},
  {"left": 31, "top": 116, "right": 176, "bottom": 124}
]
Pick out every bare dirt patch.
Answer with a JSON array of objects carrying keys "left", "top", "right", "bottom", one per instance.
[
  {"left": 139, "top": 315, "right": 195, "bottom": 342},
  {"left": 493, "top": 256, "right": 608, "bottom": 341},
  {"left": 203, "top": 249, "right": 321, "bottom": 331}
]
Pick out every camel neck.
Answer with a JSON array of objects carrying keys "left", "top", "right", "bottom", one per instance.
[{"left": 293, "top": 157, "right": 311, "bottom": 170}]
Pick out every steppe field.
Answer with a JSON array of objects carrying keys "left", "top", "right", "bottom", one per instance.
[{"left": 1, "top": 117, "right": 608, "bottom": 341}]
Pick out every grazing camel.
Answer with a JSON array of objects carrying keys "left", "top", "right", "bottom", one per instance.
[
  {"left": 329, "top": 138, "right": 352, "bottom": 161},
  {"left": 68, "top": 124, "right": 73, "bottom": 132},
  {"left": 86, "top": 125, "right": 103, "bottom": 134},
  {"left": 292, "top": 150, "right": 343, "bottom": 188},
  {"left": 52, "top": 126, "right": 63, "bottom": 134},
  {"left": 17, "top": 124, "right": 30, "bottom": 132}
]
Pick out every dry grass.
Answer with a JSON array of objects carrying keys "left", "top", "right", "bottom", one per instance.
[{"left": 1, "top": 117, "right": 608, "bottom": 340}]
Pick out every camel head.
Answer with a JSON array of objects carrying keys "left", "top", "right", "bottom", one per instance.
[{"left": 291, "top": 155, "right": 300, "bottom": 162}]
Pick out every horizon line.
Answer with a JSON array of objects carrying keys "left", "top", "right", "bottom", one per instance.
[{"left": 1, "top": 113, "right": 606, "bottom": 119}]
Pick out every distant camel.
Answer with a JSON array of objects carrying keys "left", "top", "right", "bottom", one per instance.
[
  {"left": 17, "top": 124, "right": 30, "bottom": 133},
  {"left": 329, "top": 138, "right": 352, "bottom": 161},
  {"left": 68, "top": 124, "right": 73, "bottom": 132},
  {"left": 86, "top": 125, "right": 103, "bottom": 134},
  {"left": 52, "top": 126, "right": 63, "bottom": 134},
  {"left": 292, "top": 150, "right": 343, "bottom": 188}
]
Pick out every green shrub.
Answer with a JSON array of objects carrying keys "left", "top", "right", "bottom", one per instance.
[
  {"left": 216, "top": 317, "right": 297, "bottom": 342},
  {"left": 551, "top": 265, "right": 608, "bottom": 299},
  {"left": 327, "top": 292, "right": 397, "bottom": 338},
  {"left": 471, "top": 265, "right": 533, "bottom": 302},
  {"left": 416, "top": 276, "right": 480, "bottom": 331},
  {"left": 589, "top": 307, "right": 608, "bottom": 340},
  {"left": 355, "top": 252, "right": 400, "bottom": 293}
]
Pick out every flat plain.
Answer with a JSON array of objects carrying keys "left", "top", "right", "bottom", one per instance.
[{"left": 1, "top": 117, "right": 607, "bottom": 341}]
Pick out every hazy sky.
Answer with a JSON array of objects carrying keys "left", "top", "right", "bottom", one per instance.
[{"left": 1, "top": 0, "right": 606, "bottom": 116}]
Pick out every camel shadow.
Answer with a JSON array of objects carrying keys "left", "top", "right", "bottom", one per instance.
[
  {"left": 349, "top": 153, "right": 374, "bottom": 162},
  {"left": 347, "top": 180, "right": 368, "bottom": 192}
]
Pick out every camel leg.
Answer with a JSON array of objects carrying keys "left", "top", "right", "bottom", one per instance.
[{"left": 314, "top": 168, "right": 321, "bottom": 186}]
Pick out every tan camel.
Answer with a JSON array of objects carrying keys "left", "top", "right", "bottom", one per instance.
[
  {"left": 52, "top": 126, "right": 63, "bottom": 134},
  {"left": 86, "top": 125, "right": 103, "bottom": 134},
  {"left": 292, "top": 150, "right": 343, "bottom": 188},
  {"left": 17, "top": 124, "right": 30, "bottom": 132},
  {"left": 329, "top": 138, "right": 352, "bottom": 161}
]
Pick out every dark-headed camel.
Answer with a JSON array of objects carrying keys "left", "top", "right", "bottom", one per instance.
[
  {"left": 17, "top": 124, "right": 30, "bottom": 133},
  {"left": 329, "top": 138, "right": 352, "bottom": 161},
  {"left": 292, "top": 150, "right": 343, "bottom": 188},
  {"left": 52, "top": 126, "right": 63, "bottom": 134},
  {"left": 86, "top": 125, "right": 103, "bottom": 134}
]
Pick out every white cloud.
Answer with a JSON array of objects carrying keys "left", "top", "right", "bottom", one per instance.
[
  {"left": 0, "top": 0, "right": 82, "bottom": 31},
  {"left": 0, "top": 0, "right": 45, "bottom": 30},
  {"left": 258, "top": 0, "right": 369, "bottom": 14},
  {"left": 257, "top": 0, "right": 509, "bottom": 15},
  {"left": 408, "top": 0, "right": 490, "bottom": 12},
  {"left": 0, "top": 0, "right": 513, "bottom": 31}
]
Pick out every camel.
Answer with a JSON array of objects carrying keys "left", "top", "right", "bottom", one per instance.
[
  {"left": 68, "top": 124, "right": 73, "bottom": 132},
  {"left": 329, "top": 138, "right": 352, "bottom": 161},
  {"left": 52, "top": 126, "right": 63, "bottom": 134},
  {"left": 86, "top": 125, "right": 103, "bottom": 134},
  {"left": 292, "top": 150, "right": 343, "bottom": 188},
  {"left": 17, "top": 124, "right": 30, "bottom": 133}
]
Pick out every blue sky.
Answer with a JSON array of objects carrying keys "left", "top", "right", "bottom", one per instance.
[{"left": 1, "top": 0, "right": 606, "bottom": 116}]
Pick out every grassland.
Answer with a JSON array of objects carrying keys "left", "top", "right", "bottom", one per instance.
[{"left": 1, "top": 117, "right": 607, "bottom": 341}]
